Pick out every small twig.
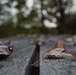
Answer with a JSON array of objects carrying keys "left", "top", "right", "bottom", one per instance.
[{"left": 31, "top": 60, "right": 40, "bottom": 66}]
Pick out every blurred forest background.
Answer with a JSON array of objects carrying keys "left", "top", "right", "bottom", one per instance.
[{"left": 0, "top": 0, "right": 76, "bottom": 38}]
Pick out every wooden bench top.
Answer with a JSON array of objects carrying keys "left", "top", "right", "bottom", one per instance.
[
  {"left": 40, "top": 42, "right": 76, "bottom": 75},
  {"left": 0, "top": 38, "right": 35, "bottom": 75}
]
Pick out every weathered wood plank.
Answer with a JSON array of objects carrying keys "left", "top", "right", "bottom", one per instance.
[
  {"left": 40, "top": 42, "right": 76, "bottom": 75},
  {"left": 0, "top": 38, "right": 35, "bottom": 75}
]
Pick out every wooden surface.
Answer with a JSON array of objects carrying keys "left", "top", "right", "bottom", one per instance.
[
  {"left": 40, "top": 42, "right": 76, "bottom": 75},
  {"left": 0, "top": 35, "right": 76, "bottom": 75},
  {"left": 0, "top": 37, "right": 35, "bottom": 75}
]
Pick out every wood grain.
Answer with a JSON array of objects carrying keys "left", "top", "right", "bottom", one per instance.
[
  {"left": 40, "top": 42, "right": 76, "bottom": 75},
  {"left": 0, "top": 37, "right": 35, "bottom": 75}
]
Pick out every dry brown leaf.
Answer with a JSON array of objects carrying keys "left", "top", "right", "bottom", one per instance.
[{"left": 48, "top": 41, "right": 67, "bottom": 52}]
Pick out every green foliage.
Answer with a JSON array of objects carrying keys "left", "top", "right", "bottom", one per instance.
[
  {"left": 15, "top": 0, "right": 26, "bottom": 9},
  {"left": 48, "top": 0, "right": 57, "bottom": 8},
  {"left": 0, "top": 0, "right": 76, "bottom": 37},
  {"left": 64, "top": 14, "right": 76, "bottom": 34},
  {"left": 0, "top": 19, "right": 15, "bottom": 38},
  {"left": 24, "top": 28, "right": 57, "bottom": 34}
]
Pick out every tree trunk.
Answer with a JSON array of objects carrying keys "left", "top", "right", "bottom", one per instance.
[
  {"left": 56, "top": 0, "right": 65, "bottom": 34},
  {"left": 40, "top": 0, "right": 48, "bottom": 34}
]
